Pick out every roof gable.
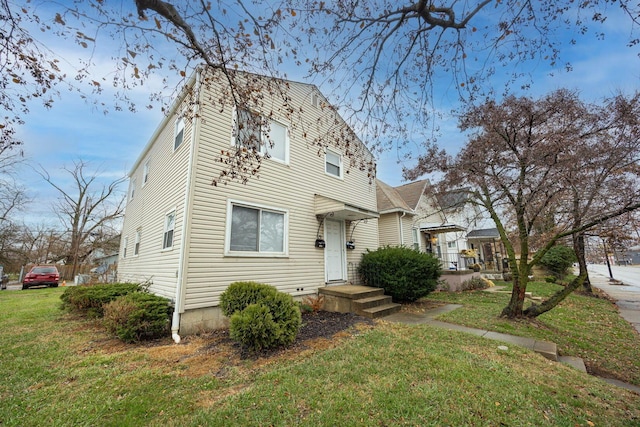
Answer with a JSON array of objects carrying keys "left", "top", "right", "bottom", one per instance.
[
  {"left": 376, "top": 179, "right": 413, "bottom": 213},
  {"left": 393, "top": 179, "right": 429, "bottom": 210}
]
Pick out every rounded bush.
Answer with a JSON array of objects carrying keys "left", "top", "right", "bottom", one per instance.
[
  {"left": 221, "top": 281, "right": 301, "bottom": 352},
  {"left": 220, "top": 281, "right": 278, "bottom": 317},
  {"left": 103, "top": 292, "right": 170, "bottom": 343},
  {"left": 539, "top": 245, "right": 577, "bottom": 279},
  {"left": 358, "top": 246, "right": 441, "bottom": 302},
  {"left": 229, "top": 303, "right": 280, "bottom": 352},
  {"left": 260, "top": 291, "right": 302, "bottom": 346}
]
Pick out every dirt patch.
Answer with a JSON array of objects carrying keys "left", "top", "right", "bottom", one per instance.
[{"left": 78, "top": 311, "right": 375, "bottom": 380}]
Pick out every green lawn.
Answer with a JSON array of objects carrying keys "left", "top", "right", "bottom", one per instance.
[
  {"left": 425, "top": 280, "right": 640, "bottom": 385},
  {"left": 1, "top": 287, "right": 639, "bottom": 426}
]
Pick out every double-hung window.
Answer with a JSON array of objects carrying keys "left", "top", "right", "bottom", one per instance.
[
  {"left": 325, "top": 149, "right": 342, "bottom": 178},
  {"left": 174, "top": 117, "right": 185, "bottom": 150},
  {"left": 227, "top": 201, "right": 287, "bottom": 255},
  {"left": 122, "top": 236, "right": 128, "bottom": 259},
  {"left": 235, "top": 109, "right": 288, "bottom": 163},
  {"left": 129, "top": 178, "right": 136, "bottom": 201},
  {"left": 134, "top": 230, "right": 141, "bottom": 256},
  {"left": 163, "top": 211, "right": 175, "bottom": 249},
  {"left": 142, "top": 160, "right": 150, "bottom": 186}
]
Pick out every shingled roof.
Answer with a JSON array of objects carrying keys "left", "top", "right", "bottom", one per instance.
[
  {"left": 393, "top": 179, "right": 430, "bottom": 210},
  {"left": 376, "top": 179, "right": 413, "bottom": 213}
]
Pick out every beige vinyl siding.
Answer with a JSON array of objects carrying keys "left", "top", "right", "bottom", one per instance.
[
  {"left": 378, "top": 212, "right": 414, "bottom": 248},
  {"left": 400, "top": 214, "right": 414, "bottom": 247},
  {"left": 182, "top": 79, "right": 378, "bottom": 310},
  {"left": 117, "top": 104, "right": 194, "bottom": 300},
  {"left": 378, "top": 214, "right": 401, "bottom": 247}
]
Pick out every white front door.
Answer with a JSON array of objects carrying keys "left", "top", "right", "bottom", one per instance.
[{"left": 325, "top": 219, "right": 346, "bottom": 282}]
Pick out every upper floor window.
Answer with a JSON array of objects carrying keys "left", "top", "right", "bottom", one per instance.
[
  {"left": 325, "top": 149, "right": 342, "bottom": 178},
  {"left": 142, "top": 160, "right": 150, "bottom": 186},
  {"left": 163, "top": 210, "right": 176, "bottom": 249},
  {"left": 235, "top": 109, "right": 288, "bottom": 163},
  {"left": 134, "top": 230, "right": 141, "bottom": 256},
  {"left": 226, "top": 201, "right": 287, "bottom": 255},
  {"left": 129, "top": 178, "right": 136, "bottom": 201},
  {"left": 174, "top": 117, "right": 185, "bottom": 150},
  {"left": 122, "top": 236, "right": 128, "bottom": 259}
]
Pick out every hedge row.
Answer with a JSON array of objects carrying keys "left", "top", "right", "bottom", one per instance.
[{"left": 61, "top": 283, "right": 170, "bottom": 343}]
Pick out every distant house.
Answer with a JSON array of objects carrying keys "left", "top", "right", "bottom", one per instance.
[
  {"left": 466, "top": 228, "right": 506, "bottom": 272},
  {"left": 376, "top": 179, "right": 472, "bottom": 269},
  {"left": 118, "top": 70, "right": 379, "bottom": 336}
]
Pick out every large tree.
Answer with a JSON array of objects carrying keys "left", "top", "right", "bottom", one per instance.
[
  {"left": 407, "top": 90, "right": 640, "bottom": 318},
  {"left": 39, "top": 160, "right": 126, "bottom": 279},
  {"left": 3, "top": 1, "right": 639, "bottom": 161}
]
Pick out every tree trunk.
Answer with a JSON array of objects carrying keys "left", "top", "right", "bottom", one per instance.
[
  {"left": 523, "top": 273, "right": 587, "bottom": 317},
  {"left": 501, "top": 270, "right": 528, "bottom": 318},
  {"left": 523, "top": 232, "right": 589, "bottom": 317},
  {"left": 575, "top": 233, "right": 592, "bottom": 293}
]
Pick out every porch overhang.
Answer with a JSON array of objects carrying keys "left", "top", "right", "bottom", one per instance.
[
  {"left": 419, "top": 222, "right": 466, "bottom": 234},
  {"left": 314, "top": 194, "right": 379, "bottom": 221},
  {"left": 466, "top": 228, "right": 501, "bottom": 241}
]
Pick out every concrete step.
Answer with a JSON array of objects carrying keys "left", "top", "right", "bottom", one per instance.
[
  {"left": 353, "top": 295, "right": 393, "bottom": 311},
  {"left": 319, "top": 285, "right": 384, "bottom": 300},
  {"left": 359, "top": 303, "right": 402, "bottom": 319},
  {"left": 558, "top": 356, "right": 587, "bottom": 372}
]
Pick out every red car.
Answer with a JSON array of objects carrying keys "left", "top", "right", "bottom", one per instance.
[{"left": 22, "top": 266, "right": 60, "bottom": 289}]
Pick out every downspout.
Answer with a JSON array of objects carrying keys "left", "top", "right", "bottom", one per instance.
[
  {"left": 171, "top": 70, "right": 201, "bottom": 344},
  {"left": 399, "top": 212, "right": 406, "bottom": 245}
]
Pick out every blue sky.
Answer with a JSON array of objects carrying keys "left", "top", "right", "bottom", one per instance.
[{"left": 10, "top": 3, "right": 640, "bottom": 227}]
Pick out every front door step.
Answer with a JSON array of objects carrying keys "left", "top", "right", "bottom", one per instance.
[{"left": 319, "top": 285, "right": 401, "bottom": 319}]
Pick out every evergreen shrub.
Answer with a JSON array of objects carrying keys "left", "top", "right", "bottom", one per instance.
[
  {"left": 358, "top": 246, "right": 441, "bottom": 302},
  {"left": 103, "top": 292, "right": 171, "bottom": 343},
  {"left": 60, "top": 283, "right": 142, "bottom": 318},
  {"left": 221, "top": 281, "right": 301, "bottom": 352},
  {"left": 539, "top": 245, "right": 577, "bottom": 279},
  {"left": 220, "top": 281, "right": 277, "bottom": 317}
]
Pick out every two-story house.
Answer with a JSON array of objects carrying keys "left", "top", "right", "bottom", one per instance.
[
  {"left": 376, "top": 179, "right": 468, "bottom": 269},
  {"left": 118, "top": 70, "right": 379, "bottom": 339}
]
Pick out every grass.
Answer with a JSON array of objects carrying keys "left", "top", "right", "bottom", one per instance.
[
  {"left": 0, "top": 287, "right": 638, "bottom": 426},
  {"left": 425, "top": 280, "right": 640, "bottom": 385}
]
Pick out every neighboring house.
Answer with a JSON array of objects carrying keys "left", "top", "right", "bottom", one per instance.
[
  {"left": 376, "top": 179, "right": 468, "bottom": 269},
  {"left": 466, "top": 228, "right": 506, "bottom": 272},
  {"left": 118, "top": 70, "right": 379, "bottom": 336}
]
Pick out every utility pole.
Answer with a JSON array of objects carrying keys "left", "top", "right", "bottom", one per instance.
[{"left": 602, "top": 237, "right": 614, "bottom": 280}]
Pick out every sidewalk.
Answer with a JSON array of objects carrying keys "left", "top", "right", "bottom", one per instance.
[
  {"left": 381, "top": 290, "right": 640, "bottom": 394},
  {"left": 382, "top": 303, "right": 560, "bottom": 362},
  {"left": 588, "top": 271, "right": 640, "bottom": 335}
]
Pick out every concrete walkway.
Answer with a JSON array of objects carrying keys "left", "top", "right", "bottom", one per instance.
[
  {"left": 382, "top": 304, "right": 560, "bottom": 362},
  {"left": 588, "top": 269, "right": 640, "bottom": 335},
  {"left": 381, "top": 292, "right": 640, "bottom": 394}
]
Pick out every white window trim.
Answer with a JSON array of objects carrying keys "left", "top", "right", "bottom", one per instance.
[
  {"left": 162, "top": 209, "right": 176, "bottom": 251},
  {"left": 224, "top": 199, "right": 289, "bottom": 257},
  {"left": 325, "top": 148, "right": 343, "bottom": 179},
  {"left": 174, "top": 116, "right": 185, "bottom": 151},
  {"left": 231, "top": 107, "right": 290, "bottom": 165},
  {"left": 129, "top": 178, "right": 136, "bottom": 201},
  {"left": 412, "top": 228, "right": 420, "bottom": 251},
  {"left": 122, "top": 236, "right": 128, "bottom": 259},
  {"left": 134, "top": 230, "right": 141, "bottom": 256},
  {"left": 142, "top": 160, "right": 150, "bottom": 187}
]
